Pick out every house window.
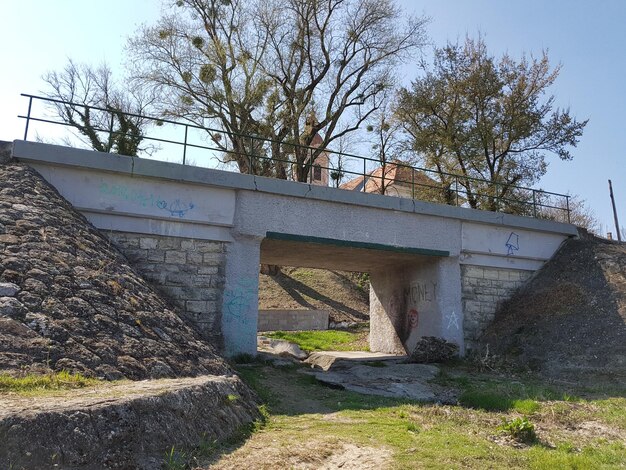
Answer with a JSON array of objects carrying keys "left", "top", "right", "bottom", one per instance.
[{"left": 313, "top": 165, "right": 322, "bottom": 181}]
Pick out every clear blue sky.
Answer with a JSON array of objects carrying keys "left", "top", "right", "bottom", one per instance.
[{"left": 1, "top": 0, "right": 624, "bottom": 235}]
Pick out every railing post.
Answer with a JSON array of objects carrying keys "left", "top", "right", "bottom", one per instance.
[
  {"left": 182, "top": 125, "right": 188, "bottom": 165},
  {"left": 494, "top": 182, "right": 499, "bottom": 212},
  {"left": 108, "top": 111, "right": 115, "bottom": 152},
  {"left": 23, "top": 96, "right": 33, "bottom": 141},
  {"left": 362, "top": 157, "right": 366, "bottom": 192},
  {"left": 309, "top": 148, "right": 313, "bottom": 184},
  {"left": 532, "top": 190, "right": 537, "bottom": 218},
  {"left": 248, "top": 136, "right": 253, "bottom": 175},
  {"left": 566, "top": 194, "right": 571, "bottom": 223}
]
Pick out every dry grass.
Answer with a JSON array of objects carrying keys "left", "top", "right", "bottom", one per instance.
[{"left": 198, "top": 363, "right": 626, "bottom": 469}]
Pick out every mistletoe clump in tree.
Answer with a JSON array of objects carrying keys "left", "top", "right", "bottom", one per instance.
[{"left": 128, "top": 0, "right": 428, "bottom": 180}]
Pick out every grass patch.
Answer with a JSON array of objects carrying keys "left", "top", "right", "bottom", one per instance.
[
  {"left": 459, "top": 391, "right": 541, "bottom": 414},
  {"left": 220, "top": 363, "right": 626, "bottom": 469},
  {"left": 513, "top": 398, "right": 541, "bottom": 414},
  {"left": 263, "top": 329, "right": 364, "bottom": 352},
  {"left": 0, "top": 371, "right": 100, "bottom": 393},
  {"left": 459, "top": 390, "right": 513, "bottom": 411}
]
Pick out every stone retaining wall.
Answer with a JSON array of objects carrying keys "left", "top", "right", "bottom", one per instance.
[
  {"left": 461, "top": 264, "right": 533, "bottom": 351},
  {"left": 106, "top": 231, "right": 226, "bottom": 343},
  {"left": 257, "top": 309, "right": 329, "bottom": 332},
  {"left": 0, "top": 375, "right": 260, "bottom": 470}
]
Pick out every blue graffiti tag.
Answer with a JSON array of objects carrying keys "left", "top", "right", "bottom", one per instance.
[
  {"left": 505, "top": 232, "right": 520, "bottom": 256},
  {"left": 223, "top": 278, "right": 257, "bottom": 326},
  {"left": 156, "top": 199, "right": 195, "bottom": 218}
]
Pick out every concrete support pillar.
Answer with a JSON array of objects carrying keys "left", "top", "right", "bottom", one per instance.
[
  {"left": 221, "top": 235, "right": 261, "bottom": 356},
  {"left": 432, "top": 257, "right": 464, "bottom": 353},
  {"left": 369, "top": 257, "right": 464, "bottom": 355},
  {"left": 369, "top": 267, "right": 408, "bottom": 354}
]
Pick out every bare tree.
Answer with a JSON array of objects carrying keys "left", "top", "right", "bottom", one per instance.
[
  {"left": 539, "top": 194, "right": 601, "bottom": 233},
  {"left": 128, "top": 0, "right": 428, "bottom": 179},
  {"left": 43, "top": 60, "right": 154, "bottom": 156},
  {"left": 128, "top": 0, "right": 274, "bottom": 174},
  {"left": 365, "top": 101, "right": 406, "bottom": 194},
  {"left": 328, "top": 132, "right": 358, "bottom": 188},
  {"left": 256, "top": 0, "right": 428, "bottom": 181}
]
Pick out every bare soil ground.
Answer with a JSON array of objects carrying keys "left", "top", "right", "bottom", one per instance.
[
  {"left": 258, "top": 268, "right": 369, "bottom": 323},
  {"left": 201, "top": 363, "right": 396, "bottom": 470}
]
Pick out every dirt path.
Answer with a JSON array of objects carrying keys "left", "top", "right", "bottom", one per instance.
[{"left": 200, "top": 365, "right": 396, "bottom": 469}]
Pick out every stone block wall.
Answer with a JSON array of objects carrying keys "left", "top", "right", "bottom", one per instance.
[
  {"left": 461, "top": 265, "right": 533, "bottom": 351},
  {"left": 106, "top": 231, "right": 226, "bottom": 344}
]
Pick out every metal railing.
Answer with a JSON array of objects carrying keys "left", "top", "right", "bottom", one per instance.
[{"left": 18, "top": 93, "right": 570, "bottom": 222}]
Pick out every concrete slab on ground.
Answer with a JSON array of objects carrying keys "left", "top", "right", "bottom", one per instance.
[
  {"left": 304, "top": 351, "right": 406, "bottom": 371},
  {"left": 303, "top": 350, "right": 443, "bottom": 402}
]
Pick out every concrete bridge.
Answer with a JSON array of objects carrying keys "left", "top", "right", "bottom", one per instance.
[{"left": 11, "top": 141, "right": 578, "bottom": 356}]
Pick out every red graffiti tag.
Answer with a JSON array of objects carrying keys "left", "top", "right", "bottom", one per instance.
[{"left": 408, "top": 308, "right": 419, "bottom": 329}]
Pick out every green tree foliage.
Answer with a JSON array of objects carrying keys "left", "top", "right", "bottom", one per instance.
[
  {"left": 43, "top": 60, "right": 154, "bottom": 156},
  {"left": 395, "top": 37, "right": 587, "bottom": 212},
  {"left": 128, "top": 0, "right": 427, "bottom": 180}
]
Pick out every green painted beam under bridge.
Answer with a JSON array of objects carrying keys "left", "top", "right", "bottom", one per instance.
[{"left": 261, "top": 232, "right": 450, "bottom": 273}]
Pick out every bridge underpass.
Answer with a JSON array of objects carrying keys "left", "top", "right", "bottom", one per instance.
[
  {"left": 260, "top": 233, "right": 453, "bottom": 354},
  {"left": 11, "top": 140, "right": 579, "bottom": 357}
]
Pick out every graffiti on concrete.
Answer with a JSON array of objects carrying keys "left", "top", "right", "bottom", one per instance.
[
  {"left": 99, "top": 181, "right": 195, "bottom": 218},
  {"left": 505, "top": 232, "right": 520, "bottom": 256},
  {"left": 99, "top": 181, "right": 155, "bottom": 207},
  {"left": 223, "top": 278, "right": 257, "bottom": 326},
  {"left": 388, "top": 290, "right": 405, "bottom": 319},
  {"left": 408, "top": 308, "right": 419, "bottom": 330},
  {"left": 156, "top": 199, "right": 195, "bottom": 218},
  {"left": 404, "top": 281, "right": 438, "bottom": 304},
  {"left": 445, "top": 310, "right": 460, "bottom": 331}
]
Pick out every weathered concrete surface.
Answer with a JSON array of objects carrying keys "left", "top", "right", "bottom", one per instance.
[
  {"left": 12, "top": 140, "right": 578, "bottom": 356},
  {"left": 369, "top": 256, "right": 464, "bottom": 355},
  {"left": 304, "top": 355, "right": 441, "bottom": 401},
  {"left": 0, "top": 375, "right": 260, "bottom": 470},
  {"left": 305, "top": 351, "right": 406, "bottom": 371},
  {"left": 258, "top": 309, "right": 329, "bottom": 331}
]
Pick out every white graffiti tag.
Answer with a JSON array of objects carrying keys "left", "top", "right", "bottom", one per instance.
[{"left": 445, "top": 310, "right": 460, "bottom": 331}]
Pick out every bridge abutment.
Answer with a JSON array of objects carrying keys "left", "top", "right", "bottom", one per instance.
[
  {"left": 221, "top": 236, "right": 261, "bottom": 357},
  {"left": 370, "top": 256, "right": 463, "bottom": 355},
  {"left": 461, "top": 264, "right": 533, "bottom": 351},
  {"left": 105, "top": 231, "right": 226, "bottom": 346}
]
